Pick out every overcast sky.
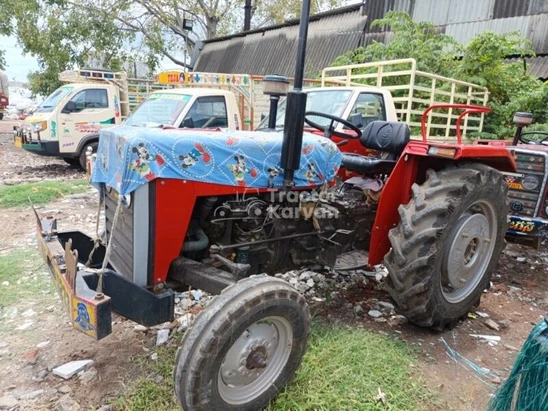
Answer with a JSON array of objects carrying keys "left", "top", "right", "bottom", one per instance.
[{"left": 1, "top": 36, "right": 39, "bottom": 82}]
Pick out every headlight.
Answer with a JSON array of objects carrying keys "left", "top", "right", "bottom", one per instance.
[
  {"left": 31, "top": 121, "right": 48, "bottom": 132},
  {"left": 522, "top": 175, "right": 540, "bottom": 191}
]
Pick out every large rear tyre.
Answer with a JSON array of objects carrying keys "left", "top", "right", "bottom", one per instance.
[
  {"left": 174, "top": 275, "right": 310, "bottom": 411},
  {"left": 384, "top": 163, "right": 508, "bottom": 331}
]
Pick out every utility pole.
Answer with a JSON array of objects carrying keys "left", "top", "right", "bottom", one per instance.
[{"left": 244, "top": 0, "right": 252, "bottom": 31}]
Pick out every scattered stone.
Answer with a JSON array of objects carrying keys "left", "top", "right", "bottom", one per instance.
[
  {"left": 484, "top": 319, "right": 500, "bottom": 331},
  {"left": 96, "top": 406, "right": 111, "bottom": 411},
  {"left": 499, "top": 320, "right": 512, "bottom": 329},
  {"left": 0, "top": 394, "right": 18, "bottom": 409},
  {"left": 150, "top": 353, "right": 158, "bottom": 361},
  {"left": 36, "top": 340, "right": 50, "bottom": 348},
  {"left": 179, "top": 299, "right": 193, "bottom": 310},
  {"left": 58, "top": 385, "right": 72, "bottom": 394},
  {"left": 390, "top": 315, "right": 408, "bottom": 326},
  {"left": 56, "top": 394, "right": 81, "bottom": 411},
  {"left": 79, "top": 367, "right": 98, "bottom": 384},
  {"left": 492, "top": 376, "right": 502, "bottom": 385},
  {"left": 22, "top": 348, "right": 39, "bottom": 360},
  {"left": 156, "top": 329, "right": 170, "bottom": 346},
  {"left": 20, "top": 389, "right": 44, "bottom": 400},
  {"left": 190, "top": 290, "right": 204, "bottom": 300},
  {"left": 475, "top": 311, "right": 490, "bottom": 318},
  {"left": 504, "top": 344, "right": 519, "bottom": 352},
  {"left": 516, "top": 257, "right": 526, "bottom": 263},
  {"left": 134, "top": 325, "right": 147, "bottom": 332},
  {"left": 368, "top": 310, "right": 383, "bottom": 318},
  {"left": 177, "top": 314, "right": 194, "bottom": 332},
  {"left": 1, "top": 281, "right": 9, "bottom": 287},
  {"left": 306, "top": 278, "right": 314, "bottom": 288},
  {"left": 469, "top": 334, "right": 501, "bottom": 344},
  {"left": 374, "top": 318, "right": 387, "bottom": 323},
  {"left": 354, "top": 305, "right": 364, "bottom": 315},
  {"left": 53, "top": 359, "right": 94, "bottom": 380},
  {"left": 16, "top": 321, "right": 35, "bottom": 330},
  {"left": 22, "top": 308, "right": 36, "bottom": 317},
  {"left": 378, "top": 301, "right": 395, "bottom": 311},
  {"left": 299, "top": 271, "right": 311, "bottom": 281}
]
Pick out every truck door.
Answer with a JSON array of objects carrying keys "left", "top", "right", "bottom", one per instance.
[
  {"left": 58, "top": 87, "right": 115, "bottom": 154},
  {"left": 180, "top": 96, "right": 229, "bottom": 129}
]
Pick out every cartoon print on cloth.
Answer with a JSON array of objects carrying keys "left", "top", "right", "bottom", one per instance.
[
  {"left": 267, "top": 163, "right": 282, "bottom": 188},
  {"left": 228, "top": 155, "right": 258, "bottom": 186},
  {"left": 75, "top": 302, "right": 94, "bottom": 331},
  {"left": 303, "top": 162, "right": 323, "bottom": 184},
  {"left": 115, "top": 135, "right": 126, "bottom": 160},
  {"left": 91, "top": 126, "right": 342, "bottom": 196},
  {"left": 129, "top": 142, "right": 165, "bottom": 181},
  {"left": 180, "top": 143, "right": 211, "bottom": 169}
]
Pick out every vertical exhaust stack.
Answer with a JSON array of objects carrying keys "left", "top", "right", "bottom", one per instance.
[
  {"left": 263, "top": 75, "right": 289, "bottom": 130},
  {"left": 281, "top": 0, "right": 311, "bottom": 189}
]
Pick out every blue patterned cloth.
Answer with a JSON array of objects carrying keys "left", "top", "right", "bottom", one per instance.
[{"left": 91, "top": 125, "right": 342, "bottom": 195}]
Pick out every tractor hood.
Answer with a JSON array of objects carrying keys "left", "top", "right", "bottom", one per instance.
[{"left": 91, "top": 125, "right": 342, "bottom": 195}]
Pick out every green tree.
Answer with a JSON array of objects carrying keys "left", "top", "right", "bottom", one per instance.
[{"left": 332, "top": 11, "right": 548, "bottom": 138}]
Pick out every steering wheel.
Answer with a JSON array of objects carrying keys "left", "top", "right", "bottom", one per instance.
[
  {"left": 519, "top": 131, "right": 548, "bottom": 145},
  {"left": 304, "top": 111, "right": 362, "bottom": 140}
]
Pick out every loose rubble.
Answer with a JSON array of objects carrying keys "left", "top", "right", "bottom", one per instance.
[{"left": 53, "top": 360, "right": 94, "bottom": 380}]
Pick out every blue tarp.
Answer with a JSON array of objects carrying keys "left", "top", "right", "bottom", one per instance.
[{"left": 91, "top": 125, "right": 342, "bottom": 195}]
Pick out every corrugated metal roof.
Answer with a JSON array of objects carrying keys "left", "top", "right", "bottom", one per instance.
[
  {"left": 493, "top": 0, "right": 531, "bottom": 19},
  {"left": 194, "top": 5, "right": 368, "bottom": 76},
  {"left": 506, "top": 55, "right": 548, "bottom": 80},
  {"left": 445, "top": 14, "right": 548, "bottom": 54},
  {"left": 529, "top": 0, "right": 548, "bottom": 14}
]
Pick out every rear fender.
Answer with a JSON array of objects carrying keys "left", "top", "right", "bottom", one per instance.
[{"left": 368, "top": 142, "right": 517, "bottom": 265}]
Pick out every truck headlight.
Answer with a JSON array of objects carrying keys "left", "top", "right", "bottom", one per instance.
[
  {"left": 522, "top": 175, "right": 540, "bottom": 191},
  {"left": 31, "top": 121, "right": 48, "bottom": 132}
]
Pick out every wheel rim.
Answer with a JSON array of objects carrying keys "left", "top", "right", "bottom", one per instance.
[
  {"left": 217, "top": 316, "right": 293, "bottom": 405},
  {"left": 441, "top": 200, "right": 498, "bottom": 303}
]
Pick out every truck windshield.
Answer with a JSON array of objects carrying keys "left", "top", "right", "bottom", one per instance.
[
  {"left": 125, "top": 93, "right": 191, "bottom": 127},
  {"left": 34, "top": 86, "right": 74, "bottom": 113},
  {"left": 257, "top": 90, "right": 353, "bottom": 130}
]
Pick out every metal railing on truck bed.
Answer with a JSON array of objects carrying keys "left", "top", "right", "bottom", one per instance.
[{"left": 321, "top": 58, "right": 489, "bottom": 141}]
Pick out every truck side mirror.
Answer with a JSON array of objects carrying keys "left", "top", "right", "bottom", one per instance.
[
  {"left": 182, "top": 117, "right": 195, "bottom": 129},
  {"left": 62, "top": 101, "right": 76, "bottom": 114},
  {"left": 349, "top": 113, "right": 364, "bottom": 129}
]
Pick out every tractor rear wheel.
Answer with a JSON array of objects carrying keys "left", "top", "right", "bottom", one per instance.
[
  {"left": 384, "top": 163, "right": 507, "bottom": 331},
  {"left": 174, "top": 275, "right": 310, "bottom": 411}
]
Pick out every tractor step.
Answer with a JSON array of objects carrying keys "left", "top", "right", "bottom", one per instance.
[
  {"left": 333, "top": 250, "right": 369, "bottom": 271},
  {"left": 169, "top": 257, "right": 238, "bottom": 294}
]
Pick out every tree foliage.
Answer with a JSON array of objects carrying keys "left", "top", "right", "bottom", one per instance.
[
  {"left": 2, "top": 0, "right": 345, "bottom": 96},
  {"left": 333, "top": 11, "right": 548, "bottom": 138}
]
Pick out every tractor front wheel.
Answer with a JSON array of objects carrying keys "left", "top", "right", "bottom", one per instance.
[
  {"left": 384, "top": 163, "right": 507, "bottom": 331},
  {"left": 174, "top": 275, "right": 310, "bottom": 411}
]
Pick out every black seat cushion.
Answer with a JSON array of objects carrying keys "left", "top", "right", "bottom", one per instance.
[
  {"left": 341, "top": 153, "right": 397, "bottom": 174},
  {"left": 361, "top": 121, "right": 410, "bottom": 155}
]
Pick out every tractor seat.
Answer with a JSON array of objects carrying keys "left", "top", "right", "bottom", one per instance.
[{"left": 342, "top": 121, "right": 410, "bottom": 174}]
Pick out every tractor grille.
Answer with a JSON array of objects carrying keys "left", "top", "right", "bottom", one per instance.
[
  {"left": 105, "top": 190, "right": 134, "bottom": 280},
  {"left": 506, "top": 150, "right": 548, "bottom": 218}
]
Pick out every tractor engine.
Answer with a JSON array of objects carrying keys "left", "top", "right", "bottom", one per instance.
[{"left": 184, "top": 180, "right": 380, "bottom": 275}]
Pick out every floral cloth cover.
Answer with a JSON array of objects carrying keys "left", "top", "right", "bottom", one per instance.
[{"left": 91, "top": 125, "right": 342, "bottom": 195}]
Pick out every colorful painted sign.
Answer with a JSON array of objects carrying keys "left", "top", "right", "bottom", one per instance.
[
  {"left": 156, "top": 71, "right": 250, "bottom": 86},
  {"left": 508, "top": 216, "right": 548, "bottom": 237}
]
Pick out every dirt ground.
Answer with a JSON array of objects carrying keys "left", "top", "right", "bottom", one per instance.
[{"left": 0, "top": 123, "right": 547, "bottom": 410}]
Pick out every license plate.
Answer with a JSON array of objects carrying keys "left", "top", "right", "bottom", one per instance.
[{"left": 14, "top": 136, "right": 22, "bottom": 148}]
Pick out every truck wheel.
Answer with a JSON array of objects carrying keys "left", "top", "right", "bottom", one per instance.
[
  {"left": 384, "top": 163, "right": 507, "bottom": 331},
  {"left": 79, "top": 142, "right": 98, "bottom": 171},
  {"left": 174, "top": 275, "right": 310, "bottom": 411}
]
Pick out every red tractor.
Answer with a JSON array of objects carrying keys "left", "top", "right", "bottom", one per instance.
[{"left": 36, "top": 3, "right": 516, "bottom": 409}]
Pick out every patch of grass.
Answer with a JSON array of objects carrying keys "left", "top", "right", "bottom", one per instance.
[
  {"left": 0, "top": 179, "right": 89, "bottom": 208},
  {"left": 0, "top": 248, "right": 52, "bottom": 308},
  {"left": 113, "top": 323, "right": 434, "bottom": 410}
]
